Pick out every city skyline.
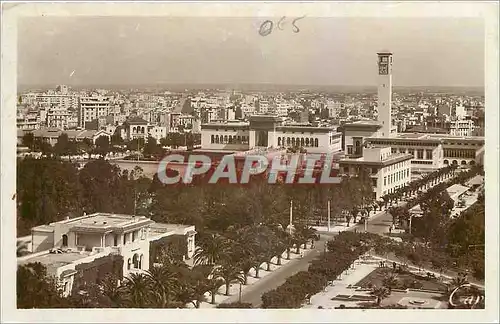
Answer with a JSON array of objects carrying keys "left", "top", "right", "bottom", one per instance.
[{"left": 18, "top": 17, "right": 485, "bottom": 88}]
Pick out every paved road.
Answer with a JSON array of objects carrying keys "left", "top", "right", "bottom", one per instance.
[
  {"left": 230, "top": 212, "right": 394, "bottom": 307},
  {"left": 232, "top": 209, "right": 395, "bottom": 307},
  {"left": 224, "top": 233, "right": 335, "bottom": 307}
]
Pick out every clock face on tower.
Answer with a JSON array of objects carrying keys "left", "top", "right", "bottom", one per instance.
[{"left": 379, "top": 64, "right": 388, "bottom": 75}]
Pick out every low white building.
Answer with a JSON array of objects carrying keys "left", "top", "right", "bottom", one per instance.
[
  {"left": 18, "top": 213, "right": 196, "bottom": 297},
  {"left": 201, "top": 115, "right": 342, "bottom": 154},
  {"left": 338, "top": 146, "right": 413, "bottom": 199}
]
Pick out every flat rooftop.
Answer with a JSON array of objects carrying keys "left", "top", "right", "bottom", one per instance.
[
  {"left": 32, "top": 213, "right": 154, "bottom": 234},
  {"left": 339, "top": 152, "right": 413, "bottom": 165},
  {"left": 18, "top": 251, "right": 91, "bottom": 275},
  {"left": 149, "top": 223, "right": 195, "bottom": 236},
  {"left": 65, "top": 213, "right": 151, "bottom": 228},
  {"left": 446, "top": 184, "right": 470, "bottom": 201},
  {"left": 397, "top": 133, "right": 428, "bottom": 139},
  {"left": 344, "top": 120, "right": 382, "bottom": 127}
]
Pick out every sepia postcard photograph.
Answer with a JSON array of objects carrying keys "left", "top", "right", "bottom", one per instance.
[{"left": 1, "top": 1, "right": 499, "bottom": 323}]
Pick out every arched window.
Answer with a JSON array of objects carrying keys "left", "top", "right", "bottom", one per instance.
[
  {"left": 224, "top": 135, "right": 228, "bottom": 143},
  {"left": 291, "top": 138, "right": 295, "bottom": 145},
  {"left": 300, "top": 138, "right": 305, "bottom": 147},
  {"left": 133, "top": 127, "right": 136, "bottom": 133},
  {"left": 228, "top": 136, "right": 233, "bottom": 144},
  {"left": 215, "top": 135, "right": 219, "bottom": 144},
  {"left": 314, "top": 138, "right": 319, "bottom": 147},
  {"left": 127, "top": 258, "right": 132, "bottom": 270},
  {"left": 452, "top": 160, "right": 458, "bottom": 165},
  {"left": 461, "top": 160, "right": 467, "bottom": 165},
  {"left": 305, "top": 138, "right": 310, "bottom": 146},
  {"left": 139, "top": 254, "right": 143, "bottom": 269},
  {"left": 278, "top": 137, "right": 281, "bottom": 146},
  {"left": 287, "top": 137, "right": 291, "bottom": 145},
  {"left": 62, "top": 234, "right": 68, "bottom": 247},
  {"left": 444, "top": 160, "right": 449, "bottom": 165},
  {"left": 469, "top": 160, "right": 475, "bottom": 165},
  {"left": 211, "top": 135, "right": 214, "bottom": 144},
  {"left": 133, "top": 253, "right": 139, "bottom": 269}
]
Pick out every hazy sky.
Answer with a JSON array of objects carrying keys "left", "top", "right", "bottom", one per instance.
[{"left": 18, "top": 17, "right": 485, "bottom": 87}]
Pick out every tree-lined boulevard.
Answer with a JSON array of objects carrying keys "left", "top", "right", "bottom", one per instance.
[{"left": 16, "top": 154, "right": 484, "bottom": 309}]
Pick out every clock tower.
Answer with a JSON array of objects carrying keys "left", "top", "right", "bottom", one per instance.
[{"left": 377, "top": 51, "right": 394, "bottom": 138}]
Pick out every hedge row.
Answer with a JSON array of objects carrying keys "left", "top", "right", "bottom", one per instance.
[{"left": 261, "top": 232, "right": 371, "bottom": 308}]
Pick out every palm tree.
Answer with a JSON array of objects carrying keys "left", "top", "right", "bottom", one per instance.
[
  {"left": 194, "top": 234, "right": 230, "bottom": 266},
  {"left": 145, "top": 264, "right": 179, "bottom": 307},
  {"left": 99, "top": 274, "right": 123, "bottom": 307},
  {"left": 371, "top": 286, "right": 390, "bottom": 306},
  {"left": 237, "top": 258, "right": 255, "bottom": 285},
  {"left": 382, "top": 274, "right": 399, "bottom": 293},
  {"left": 122, "top": 273, "right": 151, "bottom": 308},
  {"left": 450, "top": 273, "right": 469, "bottom": 289},
  {"left": 272, "top": 241, "right": 287, "bottom": 265},
  {"left": 251, "top": 255, "right": 266, "bottom": 279},
  {"left": 214, "top": 263, "right": 246, "bottom": 296},
  {"left": 206, "top": 277, "right": 225, "bottom": 304}
]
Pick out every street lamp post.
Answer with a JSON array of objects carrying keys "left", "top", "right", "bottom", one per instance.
[{"left": 327, "top": 200, "right": 331, "bottom": 232}]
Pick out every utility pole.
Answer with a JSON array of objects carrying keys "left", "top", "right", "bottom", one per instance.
[
  {"left": 289, "top": 200, "right": 293, "bottom": 235},
  {"left": 238, "top": 283, "right": 242, "bottom": 303},
  {"left": 327, "top": 200, "right": 331, "bottom": 232}
]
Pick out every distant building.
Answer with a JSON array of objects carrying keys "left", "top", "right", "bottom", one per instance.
[
  {"left": 449, "top": 119, "right": 474, "bottom": 137},
  {"left": 201, "top": 115, "right": 342, "bottom": 154},
  {"left": 78, "top": 95, "right": 111, "bottom": 128},
  {"left": 122, "top": 116, "right": 167, "bottom": 141}
]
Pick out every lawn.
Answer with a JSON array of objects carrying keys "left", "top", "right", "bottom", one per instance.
[{"left": 355, "top": 267, "right": 448, "bottom": 292}]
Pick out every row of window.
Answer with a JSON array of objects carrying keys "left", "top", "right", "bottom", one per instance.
[
  {"left": 382, "top": 184, "right": 405, "bottom": 196},
  {"left": 127, "top": 253, "right": 144, "bottom": 270},
  {"left": 411, "top": 160, "right": 433, "bottom": 165},
  {"left": 369, "top": 140, "right": 438, "bottom": 147},
  {"left": 132, "top": 126, "right": 146, "bottom": 134},
  {"left": 384, "top": 160, "right": 409, "bottom": 172},
  {"left": 277, "top": 137, "right": 320, "bottom": 148},
  {"left": 383, "top": 169, "right": 409, "bottom": 186},
  {"left": 211, "top": 134, "right": 249, "bottom": 145},
  {"left": 443, "top": 149, "right": 476, "bottom": 159}
]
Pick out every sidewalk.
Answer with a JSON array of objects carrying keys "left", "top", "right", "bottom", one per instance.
[{"left": 302, "top": 257, "right": 379, "bottom": 309}]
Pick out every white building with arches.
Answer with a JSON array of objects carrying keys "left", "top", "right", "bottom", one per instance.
[
  {"left": 200, "top": 115, "right": 342, "bottom": 154},
  {"left": 18, "top": 213, "right": 196, "bottom": 297}
]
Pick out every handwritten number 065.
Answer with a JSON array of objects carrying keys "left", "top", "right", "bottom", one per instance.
[{"left": 259, "top": 16, "right": 305, "bottom": 37}]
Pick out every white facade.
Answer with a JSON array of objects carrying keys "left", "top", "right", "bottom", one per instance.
[
  {"left": 79, "top": 95, "right": 111, "bottom": 128},
  {"left": 339, "top": 147, "right": 412, "bottom": 199},
  {"left": 46, "top": 107, "right": 71, "bottom": 130},
  {"left": 377, "top": 52, "right": 395, "bottom": 138},
  {"left": 365, "top": 136, "right": 444, "bottom": 172},
  {"left": 455, "top": 103, "right": 466, "bottom": 119},
  {"left": 449, "top": 119, "right": 474, "bottom": 137},
  {"left": 19, "top": 213, "right": 196, "bottom": 297},
  {"left": 327, "top": 101, "right": 342, "bottom": 118},
  {"left": 201, "top": 116, "right": 342, "bottom": 153}
]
